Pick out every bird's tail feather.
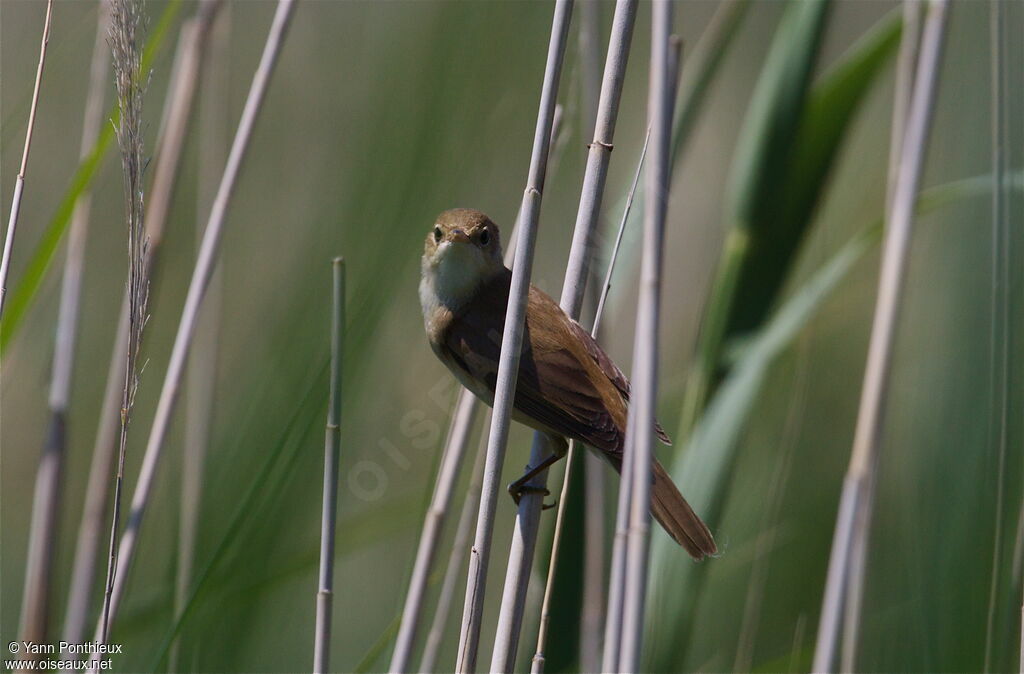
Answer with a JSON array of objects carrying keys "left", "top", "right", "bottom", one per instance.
[{"left": 649, "top": 459, "right": 716, "bottom": 560}]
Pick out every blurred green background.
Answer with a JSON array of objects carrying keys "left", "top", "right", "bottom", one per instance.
[{"left": 1, "top": 1, "right": 1020, "bottom": 672}]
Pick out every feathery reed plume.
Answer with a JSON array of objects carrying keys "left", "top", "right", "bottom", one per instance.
[
  {"left": 455, "top": 2, "right": 572, "bottom": 670},
  {"left": 15, "top": 2, "right": 103, "bottom": 657},
  {"left": 812, "top": 1, "right": 949, "bottom": 670},
  {"left": 617, "top": 3, "right": 673, "bottom": 670},
  {"left": 490, "top": 2, "right": 639, "bottom": 670},
  {"left": 314, "top": 258, "right": 346, "bottom": 674},
  {"left": 532, "top": 128, "right": 650, "bottom": 674},
  {"left": 90, "top": 0, "right": 296, "bottom": 645},
  {"left": 390, "top": 106, "right": 563, "bottom": 674},
  {"left": 66, "top": 0, "right": 224, "bottom": 645},
  {"left": 99, "top": 0, "right": 151, "bottom": 645},
  {"left": 0, "top": 0, "right": 52, "bottom": 319}
]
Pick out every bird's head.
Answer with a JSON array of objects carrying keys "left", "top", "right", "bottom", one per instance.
[{"left": 421, "top": 208, "right": 504, "bottom": 309}]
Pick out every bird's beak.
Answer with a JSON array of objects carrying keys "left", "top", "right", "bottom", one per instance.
[{"left": 448, "top": 228, "right": 471, "bottom": 245}]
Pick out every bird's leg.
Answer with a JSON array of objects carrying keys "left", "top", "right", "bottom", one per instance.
[{"left": 507, "top": 435, "right": 569, "bottom": 509}]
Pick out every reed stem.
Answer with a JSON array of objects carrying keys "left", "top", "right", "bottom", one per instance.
[
  {"left": 91, "top": 0, "right": 297, "bottom": 644},
  {"left": 18, "top": 1, "right": 102, "bottom": 654},
  {"left": 173, "top": 3, "right": 229, "bottom": 668},
  {"left": 63, "top": 2, "right": 223, "bottom": 642},
  {"left": 490, "top": 3, "right": 636, "bottom": 670},
  {"left": 618, "top": 3, "right": 673, "bottom": 669},
  {"left": 419, "top": 425, "right": 490, "bottom": 674},
  {"left": 390, "top": 106, "right": 563, "bottom": 673},
  {"left": 840, "top": 5, "right": 923, "bottom": 670},
  {"left": 390, "top": 389, "right": 480, "bottom": 671},
  {"left": 314, "top": 258, "right": 346, "bottom": 674},
  {"left": 578, "top": 11, "right": 608, "bottom": 657},
  {"left": 454, "top": 2, "right": 573, "bottom": 670},
  {"left": 812, "top": 1, "right": 949, "bottom": 670},
  {"left": 0, "top": 0, "right": 52, "bottom": 319},
  {"left": 982, "top": 0, "right": 1012, "bottom": 669},
  {"left": 100, "top": 0, "right": 151, "bottom": 643},
  {"left": 534, "top": 128, "right": 649, "bottom": 674}
]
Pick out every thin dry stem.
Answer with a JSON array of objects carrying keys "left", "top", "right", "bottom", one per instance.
[
  {"left": 982, "top": 0, "right": 1013, "bottom": 667},
  {"left": 90, "top": 0, "right": 296, "bottom": 646},
  {"left": 390, "top": 393, "right": 480, "bottom": 672},
  {"left": 533, "top": 127, "right": 650, "bottom": 674},
  {"left": 314, "top": 258, "right": 346, "bottom": 673},
  {"left": 454, "top": 2, "right": 572, "bottom": 670},
  {"left": 618, "top": 2, "right": 673, "bottom": 669},
  {"left": 840, "top": 5, "right": 923, "bottom": 669},
  {"left": 812, "top": 1, "right": 949, "bottom": 670},
  {"left": 0, "top": 0, "right": 52, "bottom": 319},
  {"left": 100, "top": 0, "right": 151, "bottom": 644},
  {"left": 17, "top": 1, "right": 105, "bottom": 654},
  {"left": 390, "top": 108, "right": 564, "bottom": 674},
  {"left": 66, "top": 0, "right": 224, "bottom": 646},
  {"left": 419, "top": 427, "right": 489, "bottom": 674},
  {"left": 174, "top": 5, "right": 229, "bottom": 667},
  {"left": 491, "top": 3, "right": 637, "bottom": 670}
]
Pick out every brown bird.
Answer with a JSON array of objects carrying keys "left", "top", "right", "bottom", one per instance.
[{"left": 419, "top": 208, "right": 716, "bottom": 559}]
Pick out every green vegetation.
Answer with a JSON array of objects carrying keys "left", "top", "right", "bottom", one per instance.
[{"left": 1, "top": 1, "right": 1019, "bottom": 672}]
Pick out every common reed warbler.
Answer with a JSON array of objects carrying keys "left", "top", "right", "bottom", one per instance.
[{"left": 419, "top": 208, "right": 715, "bottom": 559}]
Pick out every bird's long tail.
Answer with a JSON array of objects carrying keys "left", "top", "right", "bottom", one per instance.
[{"left": 649, "top": 459, "right": 716, "bottom": 560}]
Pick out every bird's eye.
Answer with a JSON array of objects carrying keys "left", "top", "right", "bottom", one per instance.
[
  {"left": 479, "top": 229, "right": 490, "bottom": 246},
  {"left": 433, "top": 226, "right": 443, "bottom": 242}
]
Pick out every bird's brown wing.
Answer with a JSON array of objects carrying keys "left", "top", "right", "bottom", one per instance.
[
  {"left": 441, "top": 272, "right": 625, "bottom": 453},
  {"left": 548, "top": 293, "right": 672, "bottom": 446}
]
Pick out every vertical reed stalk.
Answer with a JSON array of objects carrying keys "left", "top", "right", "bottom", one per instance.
[
  {"left": 91, "top": 0, "right": 297, "bottom": 644},
  {"left": 602, "top": 414, "right": 635, "bottom": 671},
  {"left": 983, "top": 0, "right": 1012, "bottom": 670},
  {"left": 580, "top": 428, "right": 607, "bottom": 671},
  {"left": 532, "top": 136, "right": 649, "bottom": 674},
  {"left": 391, "top": 108, "right": 566, "bottom": 672},
  {"left": 578, "top": 0, "right": 602, "bottom": 140},
  {"left": 16, "top": 2, "right": 102, "bottom": 656},
  {"left": 314, "top": 258, "right": 346, "bottom": 674},
  {"left": 840, "top": 5, "right": 922, "bottom": 670},
  {"left": 0, "top": 0, "right": 52, "bottom": 319},
  {"left": 885, "top": 0, "right": 924, "bottom": 217},
  {"left": 455, "top": 2, "right": 573, "bottom": 670},
  {"left": 618, "top": 3, "right": 673, "bottom": 670},
  {"left": 99, "top": 0, "right": 151, "bottom": 644},
  {"left": 669, "top": 0, "right": 748, "bottom": 171},
  {"left": 173, "top": 4, "right": 229, "bottom": 668},
  {"left": 172, "top": 0, "right": 228, "bottom": 659},
  {"left": 490, "top": 3, "right": 636, "bottom": 670},
  {"left": 418, "top": 425, "right": 491, "bottom": 673},
  {"left": 598, "top": 133, "right": 651, "bottom": 674},
  {"left": 576, "top": 8, "right": 606, "bottom": 669},
  {"left": 63, "top": 306, "right": 127, "bottom": 645},
  {"left": 812, "top": 1, "right": 949, "bottom": 670},
  {"left": 390, "top": 386, "right": 480, "bottom": 672}
]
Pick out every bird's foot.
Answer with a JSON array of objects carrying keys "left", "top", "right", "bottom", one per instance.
[{"left": 508, "top": 483, "right": 550, "bottom": 507}]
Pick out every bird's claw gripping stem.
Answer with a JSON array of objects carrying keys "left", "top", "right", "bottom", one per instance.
[{"left": 508, "top": 483, "right": 553, "bottom": 508}]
